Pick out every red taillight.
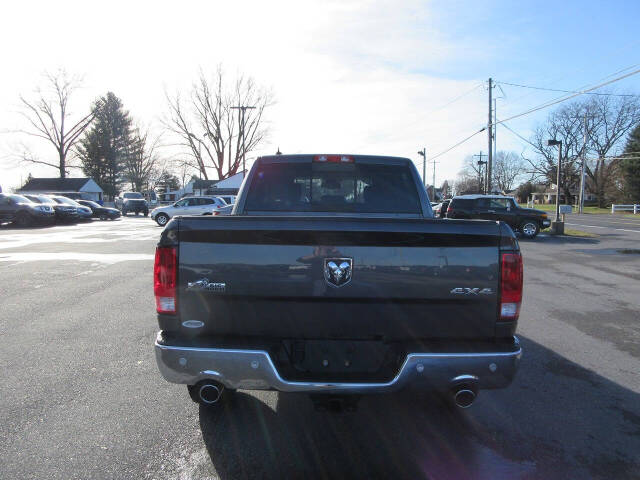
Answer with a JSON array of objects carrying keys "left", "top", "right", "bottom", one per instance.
[
  {"left": 154, "top": 246, "right": 177, "bottom": 314},
  {"left": 313, "top": 154, "right": 354, "bottom": 163},
  {"left": 500, "top": 252, "right": 523, "bottom": 320},
  {"left": 447, "top": 206, "right": 453, "bottom": 213}
]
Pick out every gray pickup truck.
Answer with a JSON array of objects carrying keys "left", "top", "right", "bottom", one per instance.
[{"left": 154, "top": 154, "right": 523, "bottom": 410}]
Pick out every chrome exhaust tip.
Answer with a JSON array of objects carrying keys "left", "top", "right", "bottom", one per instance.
[
  {"left": 198, "top": 383, "right": 223, "bottom": 405},
  {"left": 453, "top": 388, "right": 476, "bottom": 408}
]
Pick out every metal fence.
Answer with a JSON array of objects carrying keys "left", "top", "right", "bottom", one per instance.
[{"left": 611, "top": 204, "right": 639, "bottom": 214}]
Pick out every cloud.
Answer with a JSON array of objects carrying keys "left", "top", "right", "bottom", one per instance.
[{"left": 0, "top": 0, "right": 501, "bottom": 189}]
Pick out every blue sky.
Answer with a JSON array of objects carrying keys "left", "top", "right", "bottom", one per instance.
[{"left": 1, "top": 0, "right": 639, "bottom": 190}]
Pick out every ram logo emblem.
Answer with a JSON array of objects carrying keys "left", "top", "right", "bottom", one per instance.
[{"left": 324, "top": 258, "right": 353, "bottom": 288}]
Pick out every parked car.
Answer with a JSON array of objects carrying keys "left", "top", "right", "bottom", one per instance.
[
  {"left": 24, "top": 194, "right": 78, "bottom": 223},
  {"left": 0, "top": 193, "right": 55, "bottom": 227},
  {"left": 432, "top": 199, "right": 450, "bottom": 218},
  {"left": 77, "top": 200, "right": 121, "bottom": 220},
  {"left": 49, "top": 196, "right": 93, "bottom": 221},
  {"left": 217, "top": 195, "right": 236, "bottom": 205},
  {"left": 115, "top": 192, "right": 149, "bottom": 216},
  {"left": 150, "top": 196, "right": 227, "bottom": 226},
  {"left": 210, "top": 204, "right": 233, "bottom": 216},
  {"left": 446, "top": 194, "right": 550, "bottom": 238},
  {"left": 145, "top": 191, "right": 159, "bottom": 206},
  {"left": 154, "top": 154, "right": 523, "bottom": 411}
]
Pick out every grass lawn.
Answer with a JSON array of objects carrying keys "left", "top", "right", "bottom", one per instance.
[
  {"left": 530, "top": 204, "right": 638, "bottom": 216},
  {"left": 563, "top": 229, "right": 598, "bottom": 238}
]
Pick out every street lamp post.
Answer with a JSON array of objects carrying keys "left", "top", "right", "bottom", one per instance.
[
  {"left": 417, "top": 149, "right": 426, "bottom": 187},
  {"left": 547, "top": 139, "right": 564, "bottom": 234},
  {"left": 477, "top": 159, "right": 487, "bottom": 194}
]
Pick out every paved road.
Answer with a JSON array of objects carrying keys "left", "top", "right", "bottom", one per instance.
[
  {"left": 563, "top": 212, "right": 640, "bottom": 237},
  {"left": 0, "top": 218, "right": 638, "bottom": 479}
]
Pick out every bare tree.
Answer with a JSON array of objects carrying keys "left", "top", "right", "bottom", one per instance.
[
  {"left": 121, "top": 128, "right": 164, "bottom": 192},
  {"left": 454, "top": 155, "right": 483, "bottom": 194},
  {"left": 524, "top": 101, "right": 586, "bottom": 203},
  {"left": 493, "top": 151, "right": 525, "bottom": 192},
  {"left": 18, "top": 70, "right": 95, "bottom": 178},
  {"left": 584, "top": 95, "right": 640, "bottom": 207},
  {"left": 164, "top": 66, "right": 273, "bottom": 180},
  {"left": 525, "top": 95, "right": 640, "bottom": 206}
]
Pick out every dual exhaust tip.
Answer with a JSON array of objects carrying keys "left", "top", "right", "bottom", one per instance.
[
  {"left": 453, "top": 387, "right": 476, "bottom": 408},
  {"left": 197, "top": 382, "right": 224, "bottom": 405}
]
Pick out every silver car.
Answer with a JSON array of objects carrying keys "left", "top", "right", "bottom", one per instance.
[{"left": 150, "top": 196, "right": 227, "bottom": 226}]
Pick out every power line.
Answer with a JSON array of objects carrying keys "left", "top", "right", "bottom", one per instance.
[
  {"left": 500, "top": 122, "right": 640, "bottom": 161},
  {"left": 496, "top": 80, "right": 639, "bottom": 97},
  {"left": 499, "top": 121, "right": 537, "bottom": 148},
  {"left": 491, "top": 67, "right": 640, "bottom": 129},
  {"left": 429, "top": 83, "right": 484, "bottom": 113},
  {"left": 424, "top": 128, "right": 486, "bottom": 164},
  {"left": 496, "top": 62, "right": 640, "bottom": 119},
  {"left": 419, "top": 65, "right": 640, "bottom": 166}
]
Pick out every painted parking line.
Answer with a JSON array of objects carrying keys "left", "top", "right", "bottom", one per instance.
[
  {"left": 0, "top": 222, "right": 159, "bottom": 249},
  {"left": 0, "top": 252, "right": 154, "bottom": 264},
  {"left": 567, "top": 218, "right": 640, "bottom": 227},
  {"left": 565, "top": 223, "right": 640, "bottom": 234}
]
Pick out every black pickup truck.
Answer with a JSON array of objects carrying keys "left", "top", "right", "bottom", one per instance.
[
  {"left": 447, "top": 194, "right": 551, "bottom": 239},
  {"left": 154, "top": 154, "right": 523, "bottom": 410}
]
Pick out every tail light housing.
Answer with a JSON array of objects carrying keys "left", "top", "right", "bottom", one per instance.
[
  {"left": 500, "top": 252, "right": 523, "bottom": 320},
  {"left": 154, "top": 246, "right": 177, "bottom": 314}
]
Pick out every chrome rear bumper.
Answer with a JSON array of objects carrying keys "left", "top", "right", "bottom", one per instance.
[{"left": 155, "top": 335, "right": 522, "bottom": 394}]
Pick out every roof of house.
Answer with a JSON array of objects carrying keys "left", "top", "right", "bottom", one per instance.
[
  {"left": 18, "top": 177, "right": 102, "bottom": 192},
  {"left": 453, "top": 194, "right": 516, "bottom": 200},
  {"left": 192, "top": 179, "right": 220, "bottom": 189},
  {"left": 213, "top": 172, "right": 244, "bottom": 189}
]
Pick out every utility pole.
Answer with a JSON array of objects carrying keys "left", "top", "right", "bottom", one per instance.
[
  {"left": 493, "top": 97, "right": 497, "bottom": 189},
  {"left": 231, "top": 105, "right": 256, "bottom": 175},
  {"left": 547, "top": 139, "right": 563, "bottom": 233},
  {"left": 579, "top": 113, "right": 587, "bottom": 214},
  {"left": 432, "top": 154, "right": 436, "bottom": 196},
  {"left": 473, "top": 151, "right": 487, "bottom": 194},
  {"left": 487, "top": 78, "right": 493, "bottom": 194}
]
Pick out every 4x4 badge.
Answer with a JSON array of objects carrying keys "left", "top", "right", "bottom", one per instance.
[{"left": 450, "top": 287, "right": 493, "bottom": 295}]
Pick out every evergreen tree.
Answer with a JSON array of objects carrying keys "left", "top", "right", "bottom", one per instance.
[
  {"left": 621, "top": 124, "right": 640, "bottom": 202},
  {"left": 77, "top": 92, "right": 133, "bottom": 199}
]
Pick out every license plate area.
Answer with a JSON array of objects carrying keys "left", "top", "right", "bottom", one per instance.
[{"left": 274, "top": 339, "right": 400, "bottom": 382}]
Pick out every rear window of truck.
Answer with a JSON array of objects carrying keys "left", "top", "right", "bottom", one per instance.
[{"left": 244, "top": 162, "right": 421, "bottom": 213}]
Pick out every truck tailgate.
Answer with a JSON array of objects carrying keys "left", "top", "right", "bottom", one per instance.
[{"left": 175, "top": 216, "right": 501, "bottom": 340}]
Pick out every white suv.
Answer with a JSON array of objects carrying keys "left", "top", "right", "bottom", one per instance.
[{"left": 150, "top": 196, "right": 227, "bottom": 226}]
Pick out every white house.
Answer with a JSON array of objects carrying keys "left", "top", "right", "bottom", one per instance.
[
  {"left": 211, "top": 172, "right": 244, "bottom": 192},
  {"left": 160, "top": 171, "right": 245, "bottom": 201},
  {"left": 18, "top": 177, "right": 104, "bottom": 202}
]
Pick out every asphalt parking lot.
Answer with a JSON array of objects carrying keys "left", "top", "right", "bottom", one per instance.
[{"left": 0, "top": 215, "right": 639, "bottom": 479}]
